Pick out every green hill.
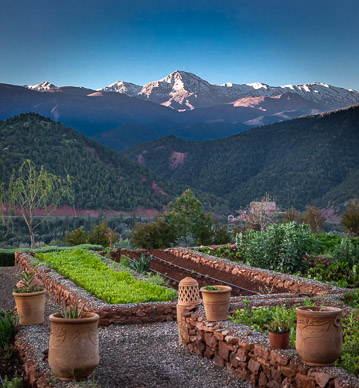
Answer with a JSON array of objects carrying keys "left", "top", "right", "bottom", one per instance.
[
  {"left": 0, "top": 113, "right": 228, "bottom": 213},
  {"left": 124, "top": 105, "right": 359, "bottom": 210}
]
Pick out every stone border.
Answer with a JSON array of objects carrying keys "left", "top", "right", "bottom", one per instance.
[
  {"left": 15, "top": 252, "right": 177, "bottom": 326},
  {"left": 178, "top": 302, "right": 359, "bottom": 388},
  {"left": 167, "top": 248, "right": 345, "bottom": 295}
]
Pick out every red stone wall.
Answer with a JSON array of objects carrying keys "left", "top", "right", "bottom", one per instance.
[
  {"left": 15, "top": 252, "right": 177, "bottom": 326},
  {"left": 179, "top": 308, "right": 359, "bottom": 388}
]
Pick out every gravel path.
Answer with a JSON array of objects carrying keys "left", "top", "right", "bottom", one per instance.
[{"left": 1, "top": 267, "right": 253, "bottom": 388}]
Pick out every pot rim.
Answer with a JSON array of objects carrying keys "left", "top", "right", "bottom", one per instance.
[
  {"left": 12, "top": 289, "right": 46, "bottom": 297},
  {"left": 200, "top": 285, "right": 232, "bottom": 294},
  {"left": 49, "top": 312, "right": 99, "bottom": 324},
  {"left": 268, "top": 330, "right": 290, "bottom": 335},
  {"left": 296, "top": 306, "right": 342, "bottom": 317}
]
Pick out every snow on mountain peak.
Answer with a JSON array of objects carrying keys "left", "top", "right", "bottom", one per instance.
[
  {"left": 100, "top": 81, "right": 142, "bottom": 97},
  {"left": 25, "top": 81, "right": 56, "bottom": 91}
]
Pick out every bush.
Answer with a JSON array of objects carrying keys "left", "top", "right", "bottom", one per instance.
[
  {"left": 35, "top": 249, "right": 176, "bottom": 303},
  {"left": 236, "top": 222, "right": 315, "bottom": 273},
  {"left": 63, "top": 228, "right": 89, "bottom": 246},
  {"left": 0, "top": 310, "right": 19, "bottom": 349},
  {"left": 333, "top": 238, "right": 359, "bottom": 266},
  {"left": 341, "top": 199, "right": 359, "bottom": 236}
]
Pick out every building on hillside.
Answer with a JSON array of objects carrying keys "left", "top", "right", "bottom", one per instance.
[{"left": 250, "top": 201, "right": 277, "bottom": 214}]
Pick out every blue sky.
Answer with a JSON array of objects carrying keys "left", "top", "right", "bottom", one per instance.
[{"left": 1, "top": 0, "right": 358, "bottom": 90}]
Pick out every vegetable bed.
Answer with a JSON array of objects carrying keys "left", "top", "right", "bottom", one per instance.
[{"left": 35, "top": 249, "right": 177, "bottom": 304}]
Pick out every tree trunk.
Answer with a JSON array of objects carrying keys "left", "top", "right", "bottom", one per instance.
[{"left": 29, "top": 227, "right": 35, "bottom": 248}]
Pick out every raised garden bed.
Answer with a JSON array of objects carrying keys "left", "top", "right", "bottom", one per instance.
[
  {"left": 15, "top": 251, "right": 177, "bottom": 326},
  {"left": 178, "top": 296, "right": 359, "bottom": 388}
]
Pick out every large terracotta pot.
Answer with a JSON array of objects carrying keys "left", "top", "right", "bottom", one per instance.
[
  {"left": 49, "top": 312, "right": 100, "bottom": 381},
  {"left": 296, "top": 306, "right": 342, "bottom": 366},
  {"left": 200, "top": 285, "right": 232, "bottom": 321},
  {"left": 13, "top": 289, "right": 46, "bottom": 325},
  {"left": 269, "top": 331, "right": 290, "bottom": 349}
]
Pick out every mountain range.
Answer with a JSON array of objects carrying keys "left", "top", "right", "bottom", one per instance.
[
  {"left": 0, "top": 71, "right": 357, "bottom": 151},
  {"left": 123, "top": 105, "right": 359, "bottom": 210}
]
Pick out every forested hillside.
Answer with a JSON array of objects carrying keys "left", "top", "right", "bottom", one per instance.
[
  {"left": 124, "top": 105, "right": 359, "bottom": 210},
  {"left": 0, "top": 113, "right": 228, "bottom": 213}
]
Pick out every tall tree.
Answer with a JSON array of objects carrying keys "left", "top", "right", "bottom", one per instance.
[
  {"left": 0, "top": 160, "right": 73, "bottom": 247},
  {"left": 341, "top": 199, "right": 359, "bottom": 236}
]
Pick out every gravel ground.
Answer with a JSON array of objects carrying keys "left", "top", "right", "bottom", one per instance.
[{"left": 1, "top": 267, "right": 253, "bottom": 388}]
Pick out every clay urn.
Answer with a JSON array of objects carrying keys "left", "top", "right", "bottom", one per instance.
[
  {"left": 200, "top": 285, "right": 232, "bottom": 321},
  {"left": 48, "top": 312, "right": 100, "bottom": 381},
  {"left": 268, "top": 331, "right": 290, "bottom": 349},
  {"left": 296, "top": 306, "right": 342, "bottom": 366},
  {"left": 12, "top": 289, "right": 46, "bottom": 325}
]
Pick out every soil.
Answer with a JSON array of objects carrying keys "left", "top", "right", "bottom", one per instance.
[
  {"left": 111, "top": 249, "right": 285, "bottom": 296},
  {"left": 0, "top": 347, "right": 30, "bottom": 387}
]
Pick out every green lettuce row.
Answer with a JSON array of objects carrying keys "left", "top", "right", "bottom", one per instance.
[{"left": 35, "top": 249, "right": 176, "bottom": 304}]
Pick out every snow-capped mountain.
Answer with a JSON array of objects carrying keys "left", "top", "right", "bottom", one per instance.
[
  {"left": 25, "top": 81, "right": 57, "bottom": 92},
  {"left": 100, "top": 81, "right": 142, "bottom": 97},
  {"left": 101, "top": 70, "right": 359, "bottom": 111}
]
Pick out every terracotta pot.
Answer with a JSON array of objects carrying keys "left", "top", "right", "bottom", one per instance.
[
  {"left": 269, "top": 331, "right": 290, "bottom": 349},
  {"left": 296, "top": 306, "right": 342, "bottom": 366},
  {"left": 49, "top": 312, "right": 100, "bottom": 381},
  {"left": 200, "top": 285, "right": 232, "bottom": 321},
  {"left": 13, "top": 289, "right": 46, "bottom": 325}
]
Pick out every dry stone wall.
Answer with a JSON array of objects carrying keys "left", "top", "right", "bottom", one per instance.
[
  {"left": 167, "top": 248, "right": 342, "bottom": 296},
  {"left": 179, "top": 306, "right": 359, "bottom": 388}
]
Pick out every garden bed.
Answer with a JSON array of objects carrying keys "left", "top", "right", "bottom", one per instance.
[
  {"left": 15, "top": 252, "right": 177, "bottom": 326},
  {"left": 178, "top": 297, "right": 359, "bottom": 388}
]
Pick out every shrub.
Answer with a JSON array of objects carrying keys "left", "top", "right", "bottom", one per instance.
[
  {"left": 302, "top": 206, "right": 325, "bottom": 234},
  {"left": 341, "top": 199, "right": 359, "bottom": 236},
  {"left": 333, "top": 238, "right": 359, "bottom": 266},
  {"left": 63, "top": 228, "right": 89, "bottom": 246},
  {"left": 35, "top": 249, "right": 176, "bottom": 303},
  {"left": 236, "top": 222, "right": 314, "bottom": 273},
  {"left": 0, "top": 310, "right": 19, "bottom": 349}
]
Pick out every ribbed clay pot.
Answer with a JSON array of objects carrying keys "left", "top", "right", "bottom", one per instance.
[
  {"left": 296, "top": 306, "right": 342, "bottom": 366},
  {"left": 269, "top": 331, "right": 290, "bottom": 349},
  {"left": 200, "top": 285, "right": 232, "bottom": 321},
  {"left": 49, "top": 312, "right": 99, "bottom": 381},
  {"left": 13, "top": 289, "right": 46, "bottom": 325}
]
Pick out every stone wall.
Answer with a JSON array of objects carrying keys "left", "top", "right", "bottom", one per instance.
[
  {"left": 167, "top": 248, "right": 341, "bottom": 296},
  {"left": 178, "top": 306, "right": 359, "bottom": 388},
  {"left": 15, "top": 252, "right": 177, "bottom": 326}
]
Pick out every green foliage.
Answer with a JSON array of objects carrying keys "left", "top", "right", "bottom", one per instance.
[
  {"left": 131, "top": 218, "right": 176, "bottom": 249},
  {"left": 0, "top": 159, "right": 73, "bottom": 247},
  {"left": 236, "top": 222, "right": 314, "bottom": 273},
  {"left": 165, "top": 189, "right": 213, "bottom": 245},
  {"left": 311, "top": 233, "right": 343, "bottom": 254},
  {"left": 35, "top": 249, "right": 176, "bottom": 303},
  {"left": 0, "top": 310, "right": 19, "bottom": 349},
  {"left": 64, "top": 228, "right": 89, "bottom": 246},
  {"left": 333, "top": 238, "right": 359, "bottom": 266},
  {"left": 13, "top": 271, "right": 44, "bottom": 293},
  {"left": 195, "top": 245, "right": 242, "bottom": 262},
  {"left": 2, "top": 374, "right": 23, "bottom": 388},
  {"left": 129, "top": 254, "right": 152, "bottom": 273},
  {"left": 202, "top": 285, "right": 221, "bottom": 291},
  {"left": 341, "top": 200, "right": 359, "bottom": 236},
  {"left": 343, "top": 290, "right": 359, "bottom": 308},
  {"left": 59, "top": 304, "right": 84, "bottom": 319},
  {"left": 265, "top": 307, "right": 294, "bottom": 333},
  {"left": 336, "top": 313, "right": 359, "bottom": 375},
  {"left": 305, "top": 261, "right": 359, "bottom": 288}
]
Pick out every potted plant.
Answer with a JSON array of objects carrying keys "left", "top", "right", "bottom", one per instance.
[
  {"left": 200, "top": 285, "right": 232, "bottom": 321},
  {"left": 12, "top": 271, "right": 46, "bottom": 325},
  {"left": 296, "top": 306, "right": 342, "bottom": 366},
  {"left": 265, "top": 307, "right": 293, "bottom": 349},
  {"left": 48, "top": 304, "right": 99, "bottom": 381}
]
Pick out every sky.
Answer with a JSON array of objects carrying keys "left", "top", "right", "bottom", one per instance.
[{"left": 1, "top": 0, "right": 359, "bottom": 90}]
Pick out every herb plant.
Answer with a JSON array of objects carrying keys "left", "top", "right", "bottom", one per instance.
[
  {"left": 129, "top": 254, "right": 152, "bottom": 273},
  {"left": 59, "top": 304, "right": 85, "bottom": 319},
  {"left": 13, "top": 271, "right": 44, "bottom": 293}
]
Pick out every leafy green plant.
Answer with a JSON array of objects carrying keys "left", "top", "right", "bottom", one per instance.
[
  {"left": 35, "top": 249, "right": 176, "bottom": 304},
  {"left": 236, "top": 222, "right": 315, "bottom": 273},
  {"left": 59, "top": 304, "right": 85, "bottom": 319},
  {"left": 343, "top": 290, "right": 359, "bottom": 308},
  {"left": 0, "top": 309, "right": 19, "bottom": 349},
  {"left": 202, "top": 285, "right": 221, "bottom": 291},
  {"left": 265, "top": 307, "right": 294, "bottom": 333},
  {"left": 129, "top": 254, "right": 152, "bottom": 273},
  {"left": 1, "top": 373, "right": 23, "bottom": 388},
  {"left": 333, "top": 238, "right": 359, "bottom": 266},
  {"left": 13, "top": 271, "right": 44, "bottom": 293}
]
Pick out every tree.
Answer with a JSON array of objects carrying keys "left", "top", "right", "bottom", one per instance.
[
  {"left": 131, "top": 218, "right": 177, "bottom": 249},
  {"left": 164, "top": 189, "right": 213, "bottom": 245},
  {"left": 63, "top": 228, "right": 89, "bottom": 246},
  {"left": 302, "top": 206, "right": 324, "bottom": 234},
  {"left": 0, "top": 160, "right": 73, "bottom": 248},
  {"left": 341, "top": 199, "right": 359, "bottom": 236},
  {"left": 283, "top": 207, "right": 303, "bottom": 223}
]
